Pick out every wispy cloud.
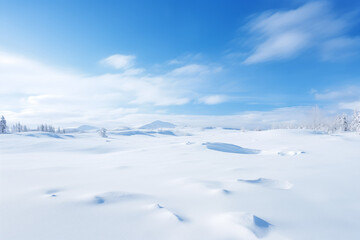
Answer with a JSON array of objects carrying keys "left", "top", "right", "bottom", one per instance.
[
  {"left": 199, "top": 95, "right": 229, "bottom": 105},
  {"left": 242, "top": 1, "right": 359, "bottom": 64},
  {"left": 100, "top": 54, "right": 136, "bottom": 70},
  {"left": 338, "top": 101, "right": 360, "bottom": 110},
  {"left": 27, "top": 94, "right": 63, "bottom": 104},
  {"left": 314, "top": 85, "right": 360, "bottom": 111},
  {"left": 314, "top": 86, "right": 360, "bottom": 100},
  {"left": 321, "top": 37, "right": 360, "bottom": 60},
  {"left": 167, "top": 53, "right": 203, "bottom": 65},
  {"left": 0, "top": 52, "right": 225, "bottom": 124},
  {"left": 170, "top": 64, "right": 214, "bottom": 76}
]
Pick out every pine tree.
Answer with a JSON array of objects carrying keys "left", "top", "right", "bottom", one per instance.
[
  {"left": 16, "top": 122, "right": 22, "bottom": 132},
  {"left": 334, "top": 114, "right": 349, "bottom": 132},
  {"left": 0, "top": 115, "right": 7, "bottom": 134},
  {"left": 48, "top": 125, "right": 55, "bottom": 133},
  {"left": 11, "top": 122, "right": 28, "bottom": 133},
  {"left": 350, "top": 110, "right": 360, "bottom": 132}
]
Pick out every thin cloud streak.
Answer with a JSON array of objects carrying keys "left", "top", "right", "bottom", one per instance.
[
  {"left": 242, "top": 1, "right": 358, "bottom": 64},
  {"left": 100, "top": 54, "right": 136, "bottom": 70}
]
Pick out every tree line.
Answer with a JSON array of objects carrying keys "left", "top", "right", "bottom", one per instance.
[
  {"left": 1, "top": 110, "right": 360, "bottom": 135},
  {"left": 0, "top": 116, "right": 65, "bottom": 134}
]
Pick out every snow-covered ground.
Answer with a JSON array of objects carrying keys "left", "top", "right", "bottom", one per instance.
[{"left": 1, "top": 127, "right": 360, "bottom": 240}]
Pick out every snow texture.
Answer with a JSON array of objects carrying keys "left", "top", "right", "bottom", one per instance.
[
  {"left": 1, "top": 128, "right": 360, "bottom": 240},
  {"left": 203, "top": 142, "right": 260, "bottom": 154}
]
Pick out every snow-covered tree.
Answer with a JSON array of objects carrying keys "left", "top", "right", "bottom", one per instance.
[
  {"left": 56, "top": 127, "right": 65, "bottom": 134},
  {"left": 98, "top": 128, "right": 108, "bottom": 138},
  {"left": 37, "top": 124, "right": 44, "bottom": 132},
  {"left": 11, "top": 122, "right": 28, "bottom": 133},
  {"left": 0, "top": 115, "right": 7, "bottom": 134},
  {"left": 350, "top": 110, "right": 360, "bottom": 133},
  {"left": 37, "top": 124, "right": 56, "bottom": 133},
  {"left": 12, "top": 123, "right": 19, "bottom": 132},
  {"left": 48, "top": 125, "right": 55, "bottom": 133},
  {"left": 334, "top": 114, "right": 349, "bottom": 132}
]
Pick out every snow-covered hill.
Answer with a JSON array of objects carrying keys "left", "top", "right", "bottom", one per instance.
[{"left": 139, "top": 120, "right": 176, "bottom": 129}]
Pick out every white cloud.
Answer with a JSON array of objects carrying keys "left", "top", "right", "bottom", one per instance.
[
  {"left": 170, "top": 64, "right": 210, "bottom": 76},
  {"left": 100, "top": 54, "right": 136, "bottom": 70},
  {"left": 199, "top": 95, "right": 229, "bottom": 105},
  {"left": 88, "top": 73, "right": 191, "bottom": 106},
  {"left": 122, "top": 68, "right": 145, "bottom": 75},
  {"left": 167, "top": 53, "right": 203, "bottom": 65},
  {"left": 314, "top": 86, "right": 360, "bottom": 100},
  {"left": 0, "top": 52, "right": 82, "bottom": 96},
  {"left": 338, "top": 101, "right": 360, "bottom": 110},
  {"left": 170, "top": 64, "right": 222, "bottom": 76},
  {"left": 0, "top": 52, "right": 225, "bottom": 125},
  {"left": 244, "top": 31, "right": 308, "bottom": 64},
  {"left": 313, "top": 85, "right": 360, "bottom": 111},
  {"left": 0, "top": 52, "right": 346, "bottom": 128},
  {"left": 321, "top": 37, "right": 360, "bottom": 60},
  {"left": 27, "top": 94, "right": 63, "bottom": 104},
  {"left": 243, "top": 1, "right": 357, "bottom": 64},
  {"left": 168, "top": 59, "right": 182, "bottom": 65}
]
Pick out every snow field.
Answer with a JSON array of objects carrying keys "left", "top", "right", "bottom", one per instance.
[{"left": 1, "top": 127, "right": 360, "bottom": 239}]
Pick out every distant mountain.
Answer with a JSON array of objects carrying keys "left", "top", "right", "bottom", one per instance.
[{"left": 139, "top": 120, "right": 176, "bottom": 129}]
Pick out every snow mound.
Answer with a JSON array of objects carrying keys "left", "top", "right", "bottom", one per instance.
[
  {"left": 25, "top": 132, "right": 63, "bottom": 139},
  {"left": 213, "top": 212, "right": 272, "bottom": 238},
  {"left": 203, "top": 142, "right": 260, "bottom": 154},
  {"left": 237, "top": 178, "right": 293, "bottom": 190},
  {"left": 210, "top": 188, "right": 232, "bottom": 195},
  {"left": 110, "top": 130, "right": 154, "bottom": 136},
  {"left": 223, "top": 127, "right": 241, "bottom": 130},
  {"left": 91, "top": 191, "right": 145, "bottom": 205},
  {"left": 110, "top": 130, "right": 177, "bottom": 137},
  {"left": 221, "top": 189, "right": 231, "bottom": 194},
  {"left": 189, "top": 179, "right": 231, "bottom": 195},
  {"left": 235, "top": 212, "right": 272, "bottom": 238},
  {"left": 45, "top": 189, "right": 61, "bottom": 197},
  {"left": 154, "top": 204, "right": 186, "bottom": 222},
  {"left": 139, "top": 120, "right": 176, "bottom": 129},
  {"left": 278, "top": 150, "right": 305, "bottom": 156},
  {"left": 63, "top": 134, "right": 75, "bottom": 138},
  {"left": 157, "top": 130, "right": 176, "bottom": 136}
]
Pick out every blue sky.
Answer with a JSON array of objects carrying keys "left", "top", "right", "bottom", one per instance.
[{"left": 1, "top": 0, "right": 360, "bottom": 125}]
